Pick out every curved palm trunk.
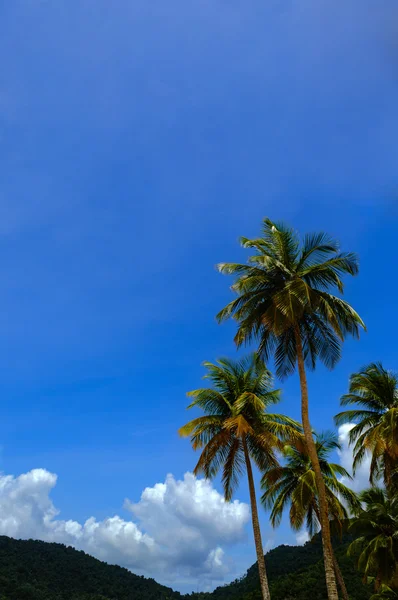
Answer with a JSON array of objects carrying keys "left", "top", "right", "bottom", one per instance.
[
  {"left": 333, "top": 554, "right": 349, "bottom": 600},
  {"left": 313, "top": 507, "right": 349, "bottom": 600},
  {"left": 294, "top": 326, "right": 339, "bottom": 600},
  {"left": 243, "top": 438, "right": 271, "bottom": 600}
]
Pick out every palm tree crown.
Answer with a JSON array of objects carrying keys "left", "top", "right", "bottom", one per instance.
[
  {"left": 179, "top": 354, "right": 300, "bottom": 500},
  {"left": 335, "top": 363, "right": 398, "bottom": 489},
  {"left": 216, "top": 218, "right": 365, "bottom": 378},
  {"left": 348, "top": 487, "right": 398, "bottom": 593},
  {"left": 261, "top": 431, "right": 360, "bottom": 536}
]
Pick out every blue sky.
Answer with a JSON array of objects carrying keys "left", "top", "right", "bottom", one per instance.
[{"left": 0, "top": 0, "right": 397, "bottom": 592}]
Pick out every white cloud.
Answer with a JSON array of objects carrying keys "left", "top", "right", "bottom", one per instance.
[
  {"left": 337, "top": 424, "right": 372, "bottom": 492},
  {"left": 295, "top": 531, "right": 309, "bottom": 545},
  {"left": 0, "top": 468, "right": 250, "bottom": 586},
  {"left": 125, "top": 473, "right": 249, "bottom": 580}
]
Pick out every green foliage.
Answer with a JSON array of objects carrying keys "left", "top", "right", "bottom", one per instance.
[
  {"left": 189, "top": 533, "right": 371, "bottom": 600},
  {"left": 261, "top": 431, "right": 361, "bottom": 536},
  {"left": 0, "top": 536, "right": 181, "bottom": 600},
  {"left": 179, "top": 354, "right": 301, "bottom": 500},
  {"left": 335, "top": 363, "right": 398, "bottom": 490},
  {"left": 216, "top": 218, "right": 365, "bottom": 378},
  {"left": 370, "top": 584, "right": 398, "bottom": 599},
  {"left": 0, "top": 532, "right": 371, "bottom": 600},
  {"left": 348, "top": 487, "right": 398, "bottom": 593}
]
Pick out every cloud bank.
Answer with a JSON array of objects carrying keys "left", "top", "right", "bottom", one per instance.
[
  {"left": 0, "top": 428, "right": 375, "bottom": 587},
  {"left": 338, "top": 424, "right": 372, "bottom": 492},
  {"left": 0, "top": 469, "right": 249, "bottom": 585},
  {"left": 295, "top": 531, "right": 310, "bottom": 545}
]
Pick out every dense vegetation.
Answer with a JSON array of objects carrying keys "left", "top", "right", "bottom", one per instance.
[
  {"left": 200, "top": 533, "right": 372, "bottom": 600},
  {"left": 0, "top": 536, "right": 181, "bottom": 600},
  {"left": 0, "top": 534, "right": 371, "bottom": 600}
]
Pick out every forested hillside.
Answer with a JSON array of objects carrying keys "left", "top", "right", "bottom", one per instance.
[
  {"left": 192, "top": 534, "right": 372, "bottom": 600},
  {"left": 0, "top": 536, "right": 181, "bottom": 600},
  {"left": 0, "top": 534, "right": 371, "bottom": 600}
]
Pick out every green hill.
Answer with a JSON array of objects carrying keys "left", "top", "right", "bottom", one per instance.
[
  {"left": 0, "top": 536, "right": 181, "bottom": 600},
  {"left": 194, "top": 534, "right": 371, "bottom": 600},
  {"left": 0, "top": 534, "right": 371, "bottom": 600}
]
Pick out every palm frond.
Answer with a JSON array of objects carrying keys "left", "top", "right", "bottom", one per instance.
[
  {"left": 274, "top": 326, "right": 297, "bottom": 379},
  {"left": 300, "top": 252, "right": 360, "bottom": 293},
  {"left": 222, "top": 438, "right": 245, "bottom": 501},
  {"left": 186, "top": 388, "right": 231, "bottom": 414},
  {"left": 178, "top": 415, "right": 224, "bottom": 450},
  {"left": 348, "top": 487, "right": 398, "bottom": 590},
  {"left": 336, "top": 364, "right": 398, "bottom": 491},
  {"left": 297, "top": 232, "right": 340, "bottom": 271},
  {"left": 260, "top": 432, "right": 359, "bottom": 542},
  {"left": 301, "top": 313, "right": 342, "bottom": 371},
  {"left": 334, "top": 409, "right": 379, "bottom": 426},
  {"left": 193, "top": 429, "right": 232, "bottom": 478}
]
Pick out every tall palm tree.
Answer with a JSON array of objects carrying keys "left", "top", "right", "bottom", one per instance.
[
  {"left": 216, "top": 218, "right": 365, "bottom": 600},
  {"left": 261, "top": 432, "right": 361, "bottom": 600},
  {"left": 335, "top": 363, "right": 398, "bottom": 491},
  {"left": 179, "top": 354, "right": 301, "bottom": 600},
  {"left": 348, "top": 487, "right": 398, "bottom": 594}
]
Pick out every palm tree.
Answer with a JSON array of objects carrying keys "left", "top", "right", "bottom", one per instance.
[
  {"left": 216, "top": 218, "right": 365, "bottom": 600},
  {"left": 370, "top": 585, "right": 398, "bottom": 600},
  {"left": 179, "top": 354, "right": 301, "bottom": 600},
  {"left": 348, "top": 487, "right": 398, "bottom": 594},
  {"left": 261, "top": 431, "right": 361, "bottom": 600},
  {"left": 335, "top": 363, "right": 398, "bottom": 491}
]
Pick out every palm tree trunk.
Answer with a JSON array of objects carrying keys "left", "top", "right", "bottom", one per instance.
[
  {"left": 313, "top": 507, "right": 349, "bottom": 600},
  {"left": 243, "top": 438, "right": 271, "bottom": 600},
  {"left": 294, "top": 326, "right": 339, "bottom": 600},
  {"left": 333, "top": 554, "right": 349, "bottom": 600}
]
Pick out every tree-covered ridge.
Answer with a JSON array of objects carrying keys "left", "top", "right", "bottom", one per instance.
[
  {"left": 194, "top": 534, "right": 372, "bottom": 600},
  {"left": 0, "top": 536, "right": 181, "bottom": 600},
  {"left": 0, "top": 533, "right": 371, "bottom": 600}
]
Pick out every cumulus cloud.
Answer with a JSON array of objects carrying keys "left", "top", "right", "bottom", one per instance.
[
  {"left": 0, "top": 469, "right": 249, "bottom": 585},
  {"left": 125, "top": 473, "right": 248, "bottom": 578},
  {"left": 295, "top": 531, "right": 309, "bottom": 545},
  {"left": 337, "top": 424, "right": 372, "bottom": 492}
]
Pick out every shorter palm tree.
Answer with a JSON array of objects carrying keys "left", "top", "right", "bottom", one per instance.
[
  {"left": 335, "top": 363, "right": 398, "bottom": 490},
  {"left": 179, "top": 354, "right": 301, "bottom": 600},
  {"left": 370, "top": 585, "right": 398, "bottom": 600},
  {"left": 348, "top": 487, "right": 398, "bottom": 594},
  {"left": 261, "top": 432, "right": 361, "bottom": 600}
]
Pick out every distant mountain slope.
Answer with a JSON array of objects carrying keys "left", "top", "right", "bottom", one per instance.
[
  {"left": 193, "top": 534, "right": 371, "bottom": 600},
  {"left": 0, "top": 536, "right": 181, "bottom": 600},
  {"left": 0, "top": 534, "right": 371, "bottom": 600}
]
